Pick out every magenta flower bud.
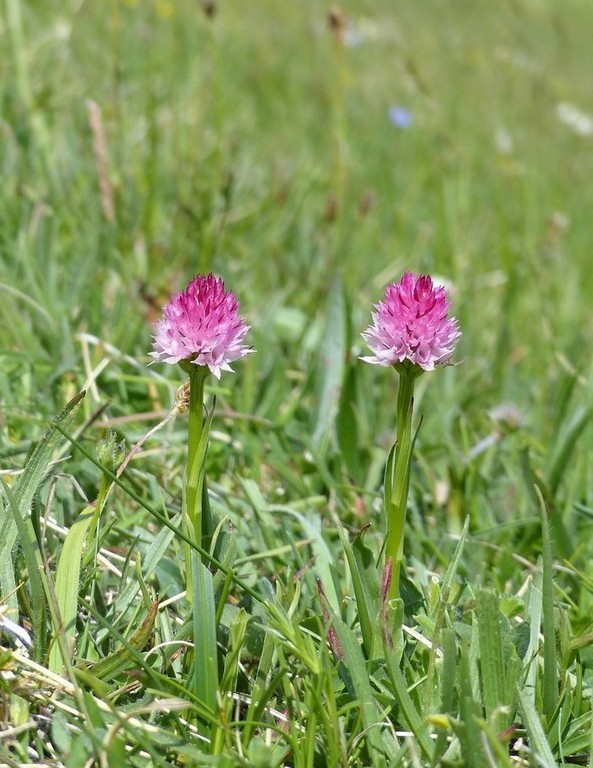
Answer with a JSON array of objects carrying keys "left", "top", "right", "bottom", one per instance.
[
  {"left": 361, "top": 272, "right": 461, "bottom": 372},
  {"left": 150, "top": 273, "right": 252, "bottom": 379}
]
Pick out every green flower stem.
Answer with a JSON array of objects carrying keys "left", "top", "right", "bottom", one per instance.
[
  {"left": 385, "top": 365, "right": 421, "bottom": 600},
  {"left": 181, "top": 365, "right": 220, "bottom": 718},
  {"left": 185, "top": 365, "right": 208, "bottom": 552}
]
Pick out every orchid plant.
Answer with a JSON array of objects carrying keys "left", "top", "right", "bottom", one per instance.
[
  {"left": 361, "top": 272, "right": 461, "bottom": 598},
  {"left": 150, "top": 273, "right": 252, "bottom": 712}
]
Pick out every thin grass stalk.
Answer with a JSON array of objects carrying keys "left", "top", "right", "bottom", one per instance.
[{"left": 86, "top": 99, "right": 115, "bottom": 223}]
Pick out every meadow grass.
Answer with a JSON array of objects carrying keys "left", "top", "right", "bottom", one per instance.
[{"left": 2, "top": 0, "right": 593, "bottom": 765}]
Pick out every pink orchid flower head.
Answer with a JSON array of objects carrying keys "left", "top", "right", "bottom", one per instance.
[
  {"left": 361, "top": 272, "right": 461, "bottom": 372},
  {"left": 150, "top": 273, "right": 252, "bottom": 379}
]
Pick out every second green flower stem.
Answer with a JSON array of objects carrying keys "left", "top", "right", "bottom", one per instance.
[
  {"left": 385, "top": 365, "right": 420, "bottom": 600},
  {"left": 184, "top": 365, "right": 219, "bottom": 717},
  {"left": 186, "top": 365, "right": 208, "bottom": 554}
]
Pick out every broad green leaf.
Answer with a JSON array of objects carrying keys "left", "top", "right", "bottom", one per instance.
[
  {"left": 340, "top": 524, "right": 379, "bottom": 659},
  {"left": 49, "top": 503, "right": 97, "bottom": 673}
]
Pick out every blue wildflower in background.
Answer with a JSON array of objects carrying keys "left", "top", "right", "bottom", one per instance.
[{"left": 388, "top": 106, "right": 413, "bottom": 129}]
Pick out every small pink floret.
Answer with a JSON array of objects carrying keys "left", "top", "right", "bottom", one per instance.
[
  {"left": 361, "top": 272, "right": 461, "bottom": 371},
  {"left": 150, "top": 273, "right": 252, "bottom": 379}
]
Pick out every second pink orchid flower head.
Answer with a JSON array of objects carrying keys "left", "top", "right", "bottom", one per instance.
[
  {"left": 150, "top": 273, "right": 252, "bottom": 379},
  {"left": 361, "top": 272, "right": 461, "bottom": 372}
]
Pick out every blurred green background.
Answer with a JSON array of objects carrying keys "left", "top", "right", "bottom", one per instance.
[{"left": 2, "top": 0, "right": 593, "bottom": 474}]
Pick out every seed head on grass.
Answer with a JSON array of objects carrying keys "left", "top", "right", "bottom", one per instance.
[
  {"left": 361, "top": 272, "right": 461, "bottom": 372},
  {"left": 150, "top": 273, "right": 252, "bottom": 379}
]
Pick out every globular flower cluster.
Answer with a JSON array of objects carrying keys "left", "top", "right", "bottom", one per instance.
[
  {"left": 150, "top": 273, "right": 252, "bottom": 379},
  {"left": 361, "top": 272, "right": 461, "bottom": 372}
]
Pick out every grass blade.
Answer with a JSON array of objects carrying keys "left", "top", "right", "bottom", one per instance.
[
  {"left": 545, "top": 403, "right": 593, "bottom": 497},
  {"left": 457, "top": 638, "right": 487, "bottom": 767},
  {"left": 191, "top": 552, "right": 219, "bottom": 716},
  {"left": 476, "top": 588, "right": 506, "bottom": 730},
  {"left": 0, "top": 391, "right": 85, "bottom": 617},
  {"left": 536, "top": 485, "right": 559, "bottom": 721},
  {"left": 431, "top": 628, "right": 457, "bottom": 766},
  {"left": 381, "top": 618, "right": 434, "bottom": 761},
  {"left": 312, "top": 277, "right": 346, "bottom": 453},
  {"left": 0, "top": 481, "right": 46, "bottom": 655},
  {"left": 339, "top": 524, "right": 379, "bottom": 658},
  {"left": 329, "top": 608, "right": 399, "bottom": 766},
  {"left": 517, "top": 686, "right": 557, "bottom": 766}
]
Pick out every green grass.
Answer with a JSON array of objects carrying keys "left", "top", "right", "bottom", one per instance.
[{"left": 2, "top": 0, "right": 593, "bottom": 765}]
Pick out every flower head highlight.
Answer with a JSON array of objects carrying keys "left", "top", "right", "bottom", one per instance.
[
  {"left": 361, "top": 272, "right": 461, "bottom": 372},
  {"left": 150, "top": 273, "right": 252, "bottom": 379}
]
